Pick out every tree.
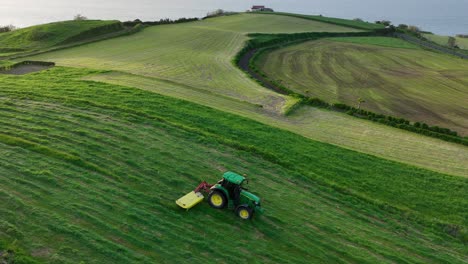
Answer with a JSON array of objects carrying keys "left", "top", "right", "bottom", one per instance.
[
  {"left": 0, "top": 24, "right": 16, "bottom": 33},
  {"left": 206, "top": 9, "right": 224, "bottom": 18},
  {"left": 74, "top": 14, "right": 87, "bottom": 21},
  {"left": 397, "top": 24, "right": 408, "bottom": 30},
  {"left": 447, "top": 36, "right": 456, "bottom": 48},
  {"left": 407, "top": 25, "right": 421, "bottom": 36},
  {"left": 376, "top": 20, "right": 391, "bottom": 26},
  {"left": 408, "top": 25, "right": 420, "bottom": 32},
  {"left": 353, "top": 18, "right": 363, "bottom": 22}
]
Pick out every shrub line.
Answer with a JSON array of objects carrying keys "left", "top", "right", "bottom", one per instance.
[{"left": 235, "top": 32, "right": 467, "bottom": 146}]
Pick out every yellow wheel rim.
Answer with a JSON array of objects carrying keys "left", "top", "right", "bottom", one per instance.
[
  {"left": 211, "top": 193, "right": 223, "bottom": 206},
  {"left": 239, "top": 209, "right": 250, "bottom": 219}
]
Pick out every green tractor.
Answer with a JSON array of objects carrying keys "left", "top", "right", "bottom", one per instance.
[{"left": 176, "top": 171, "right": 263, "bottom": 220}]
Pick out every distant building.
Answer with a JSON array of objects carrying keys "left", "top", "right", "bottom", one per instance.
[
  {"left": 251, "top": 5, "right": 274, "bottom": 12},
  {"left": 251, "top": 5, "right": 265, "bottom": 11}
]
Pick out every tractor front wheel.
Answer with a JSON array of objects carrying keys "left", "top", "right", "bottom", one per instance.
[
  {"left": 208, "top": 190, "right": 227, "bottom": 209},
  {"left": 236, "top": 205, "right": 253, "bottom": 220}
]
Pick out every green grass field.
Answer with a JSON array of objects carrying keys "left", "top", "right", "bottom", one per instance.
[
  {"left": 1, "top": 13, "right": 467, "bottom": 262},
  {"left": 258, "top": 12, "right": 385, "bottom": 30},
  {"left": 0, "top": 20, "right": 122, "bottom": 56},
  {"left": 328, "top": 36, "right": 420, "bottom": 49},
  {"left": 255, "top": 37, "right": 468, "bottom": 135},
  {"left": 24, "top": 15, "right": 468, "bottom": 177},
  {"left": 0, "top": 67, "right": 467, "bottom": 263},
  {"left": 86, "top": 71, "right": 468, "bottom": 177},
  {"left": 26, "top": 14, "right": 360, "bottom": 112},
  {"left": 423, "top": 33, "right": 468, "bottom": 50}
]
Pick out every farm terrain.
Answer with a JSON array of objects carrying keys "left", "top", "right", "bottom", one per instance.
[
  {"left": 255, "top": 37, "right": 468, "bottom": 135},
  {"left": 0, "top": 20, "right": 124, "bottom": 57},
  {"left": 25, "top": 14, "right": 468, "bottom": 176},
  {"left": 1, "top": 12, "right": 467, "bottom": 263},
  {"left": 423, "top": 33, "right": 468, "bottom": 50},
  {"left": 1, "top": 67, "right": 467, "bottom": 263}
]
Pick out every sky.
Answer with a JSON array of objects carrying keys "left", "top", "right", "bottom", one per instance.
[{"left": 0, "top": 0, "right": 467, "bottom": 35}]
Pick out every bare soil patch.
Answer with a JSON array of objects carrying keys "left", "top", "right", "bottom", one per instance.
[{"left": 0, "top": 64, "right": 54, "bottom": 75}]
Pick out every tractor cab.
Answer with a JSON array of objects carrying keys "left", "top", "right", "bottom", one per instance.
[
  {"left": 209, "top": 171, "right": 263, "bottom": 219},
  {"left": 218, "top": 171, "right": 247, "bottom": 195}
]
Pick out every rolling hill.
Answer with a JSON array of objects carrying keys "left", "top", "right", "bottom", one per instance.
[
  {"left": 255, "top": 37, "right": 468, "bottom": 135},
  {"left": 423, "top": 33, "right": 468, "bottom": 50},
  {"left": 25, "top": 14, "right": 361, "bottom": 112},
  {"left": 258, "top": 12, "right": 386, "bottom": 30},
  {"left": 24, "top": 14, "right": 468, "bottom": 176},
  {"left": 0, "top": 67, "right": 466, "bottom": 263},
  {"left": 0, "top": 20, "right": 124, "bottom": 57},
  {"left": 1, "top": 12, "right": 467, "bottom": 263}
]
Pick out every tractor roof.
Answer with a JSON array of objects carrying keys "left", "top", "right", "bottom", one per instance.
[{"left": 223, "top": 171, "right": 245, "bottom": 184}]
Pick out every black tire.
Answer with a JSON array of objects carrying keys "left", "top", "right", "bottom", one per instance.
[
  {"left": 208, "top": 190, "right": 227, "bottom": 209},
  {"left": 236, "top": 205, "right": 253, "bottom": 220}
]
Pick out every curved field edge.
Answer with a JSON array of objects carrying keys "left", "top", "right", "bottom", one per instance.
[
  {"left": 423, "top": 33, "right": 468, "bottom": 52},
  {"left": 87, "top": 68, "right": 468, "bottom": 178},
  {"left": 253, "top": 12, "right": 384, "bottom": 30},
  {"left": 23, "top": 14, "right": 362, "bottom": 114},
  {"left": 2, "top": 67, "right": 467, "bottom": 225},
  {"left": 253, "top": 37, "right": 468, "bottom": 136},
  {"left": 0, "top": 20, "right": 124, "bottom": 56},
  {"left": 242, "top": 35, "right": 466, "bottom": 145},
  {"left": 0, "top": 67, "right": 467, "bottom": 263},
  {"left": 24, "top": 14, "right": 468, "bottom": 177},
  {"left": 326, "top": 36, "right": 421, "bottom": 49},
  {"left": 2, "top": 25, "right": 143, "bottom": 62}
]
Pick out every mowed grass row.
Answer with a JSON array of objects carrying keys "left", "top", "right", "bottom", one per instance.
[
  {"left": 256, "top": 12, "right": 385, "bottom": 30},
  {"left": 26, "top": 14, "right": 360, "bottom": 113},
  {"left": 0, "top": 68, "right": 467, "bottom": 263},
  {"left": 25, "top": 14, "right": 468, "bottom": 176},
  {"left": 255, "top": 37, "right": 468, "bottom": 135},
  {"left": 86, "top": 69, "right": 468, "bottom": 178},
  {"left": 328, "top": 36, "right": 421, "bottom": 49}
]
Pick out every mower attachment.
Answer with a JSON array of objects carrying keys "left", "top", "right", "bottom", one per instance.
[
  {"left": 176, "top": 181, "right": 214, "bottom": 210},
  {"left": 176, "top": 191, "right": 204, "bottom": 210}
]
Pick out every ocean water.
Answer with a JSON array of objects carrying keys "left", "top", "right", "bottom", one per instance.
[{"left": 0, "top": 0, "right": 467, "bottom": 36}]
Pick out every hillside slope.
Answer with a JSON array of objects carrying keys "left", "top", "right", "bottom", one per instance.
[
  {"left": 26, "top": 14, "right": 360, "bottom": 112},
  {"left": 0, "top": 20, "right": 123, "bottom": 56},
  {"left": 255, "top": 37, "right": 468, "bottom": 135},
  {"left": 0, "top": 67, "right": 466, "bottom": 263},
  {"left": 423, "top": 33, "right": 468, "bottom": 50},
  {"left": 24, "top": 14, "right": 468, "bottom": 176},
  {"left": 257, "top": 12, "right": 385, "bottom": 30}
]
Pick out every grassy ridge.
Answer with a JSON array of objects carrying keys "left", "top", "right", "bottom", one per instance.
[
  {"left": 255, "top": 38, "right": 468, "bottom": 135},
  {"left": 423, "top": 33, "right": 468, "bottom": 50},
  {"left": 24, "top": 14, "right": 468, "bottom": 176},
  {"left": 0, "top": 67, "right": 466, "bottom": 263},
  {"left": 328, "top": 36, "right": 420, "bottom": 49},
  {"left": 257, "top": 12, "right": 385, "bottom": 30},
  {"left": 0, "top": 20, "right": 122, "bottom": 56},
  {"left": 86, "top": 71, "right": 468, "bottom": 177},
  {"left": 26, "top": 14, "right": 358, "bottom": 112}
]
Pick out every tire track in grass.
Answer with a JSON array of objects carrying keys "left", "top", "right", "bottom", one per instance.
[
  {"left": 1, "top": 70, "right": 467, "bottom": 262},
  {"left": 0, "top": 154, "right": 169, "bottom": 261}
]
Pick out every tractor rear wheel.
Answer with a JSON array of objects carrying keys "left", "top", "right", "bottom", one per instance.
[
  {"left": 236, "top": 205, "right": 253, "bottom": 220},
  {"left": 208, "top": 190, "right": 227, "bottom": 209}
]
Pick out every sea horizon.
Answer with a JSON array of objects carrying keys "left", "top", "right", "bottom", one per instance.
[{"left": 0, "top": 0, "right": 467, "bottom": 36}]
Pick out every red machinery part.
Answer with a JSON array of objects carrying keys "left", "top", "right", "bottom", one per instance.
[{"left": 194, "top": 181, "right": 214, "bottom": 193}]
